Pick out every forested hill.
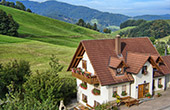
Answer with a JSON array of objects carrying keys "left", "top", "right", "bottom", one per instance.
[{"left": 5, "top": 0, "right": 170, "bottom": 32}]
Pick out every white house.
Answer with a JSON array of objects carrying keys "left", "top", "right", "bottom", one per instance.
[{"left": 67, "top": 36, "right": 170, "bottom": 108}]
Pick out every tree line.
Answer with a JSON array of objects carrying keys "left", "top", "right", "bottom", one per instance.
[
  {"left": 76, "top": 19, "right": 99, "bottom": 31},
  {"left": 119, "top": 20, "right": 170, "bottom": 39},
  {"left": 0, "top": 9, "right": 19, "bottom": 36},
  {"left": 76, "top": 19, "right": 112, "bottom": 33},
  {"left": 0, "top": 55, "right": 76, "bottom": 109},
  {"left": 0, "top": 0, "right": 32, "bottom": 12},
  {"left": 120, "top": 19, "right": 146, "bottom": 29}
]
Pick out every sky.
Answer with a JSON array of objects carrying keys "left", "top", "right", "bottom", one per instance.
[{"left": 30, "top": 0, "right": 170, "bottom": 16}]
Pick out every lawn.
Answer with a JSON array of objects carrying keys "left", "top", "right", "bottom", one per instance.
[{"left": 0, "top": 35, "right": 75, "bottom": 77}]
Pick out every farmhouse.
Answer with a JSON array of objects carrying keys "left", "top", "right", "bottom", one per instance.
[{"left": 67, "top": 35, "right": 170, "bottom": 108}]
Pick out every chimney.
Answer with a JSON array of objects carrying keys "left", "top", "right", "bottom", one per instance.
[{"left": 115, "top": 35, "right": 121, "bottom": 57}]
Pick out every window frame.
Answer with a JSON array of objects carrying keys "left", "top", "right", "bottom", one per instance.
[
  {"left": 113, "top": 86, "right": 118, "bottom": 93},
  {"left": 82, "top": 60, "right": 87, "bottom": 71},
  {"left": 122, "top": 85, "right": 126, "bottom": 92},
  {"left": 94, "top": 100, "right": 100, "bottom": 107},
  {"left": 142, "top": 66, "right": 147, "bottom": 74},
  {"left": 82, "top": 94, "right": 87, "bottom": 103}
]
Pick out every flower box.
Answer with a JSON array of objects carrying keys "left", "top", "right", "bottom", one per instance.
[
  {"left": 145, "top": 93, "right": 151, "bottom": 98},
  {"left": 112, "top": 92, "right": 118, "bottom": 98},
  {"left": 92, "top": 88, "right": 100, "bottom": 95},
  {"left": 80, "top": 83, "right": 87, "bottom": 89},
  {"left": 158, "top": 84, "right": 163, "bottom": 88},
  {"left": 121, "top": 91, "right": 127, "bottom": 96}
]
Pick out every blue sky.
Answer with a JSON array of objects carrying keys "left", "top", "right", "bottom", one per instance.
[{"left": 30, "top": 0, "right": 170, "bottom": 16}]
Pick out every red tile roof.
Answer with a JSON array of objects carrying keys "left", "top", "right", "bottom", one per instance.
[
  {"left": 68, "top": 37, "right": 168, "bottom": 85},
  {"left": 109, "top": 57, "right": 123, "bottom": 68},
  {"left": 126, "top": 52, "right": 150, "bottom": 74},
  {"left": 162, "top": 56, "right": 170, "bottom": 74}
]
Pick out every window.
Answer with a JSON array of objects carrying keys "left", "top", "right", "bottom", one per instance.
[
  {"left": 142, "top": 66, "right": 147, "bottom": 74},
  {"left": 122, "top": 85, "right": 126, "bottom": 92},
  {"left": 113, "top": 87, "right": 117, "bottom": 93},
  {"left": 82, "top": 94, "right": 87, "bottom": 103},
  {"left": 158, "top": 78, "right": 162, "bottom": 85},
  {"left": 82, "top": 60, "right": 87, "bottom": 71},
  {"left": 116, "top": 67, "right": 124, "bottom": 75},
  {"left": 94, "top": 100, "right": 100, "bottom": 107}
]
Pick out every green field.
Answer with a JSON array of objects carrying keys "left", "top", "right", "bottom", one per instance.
[
  {"left": 0, "top": 34, "right": 76, "bottom": 77},
  {"left": 0, "top": 5, "right": 103, "bottom": 47},
  {"left": 0, "top": 6, "right": 109, "bottom": 76},
  {"left": 111, "top": 26, "right": 136, "bottom": 36}
]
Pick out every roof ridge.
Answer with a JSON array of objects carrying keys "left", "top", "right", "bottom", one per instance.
[{"left": 81, "top": 37, "right": 149, "bottom": 42}]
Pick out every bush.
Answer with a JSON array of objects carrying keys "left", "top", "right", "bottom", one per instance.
[{"left": 0, "top": 60, "right": 31, "bottom": 98}]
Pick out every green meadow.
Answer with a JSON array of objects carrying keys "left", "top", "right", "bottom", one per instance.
[{"left": 0, "top": 5, "right": 107, "bottom": 76}]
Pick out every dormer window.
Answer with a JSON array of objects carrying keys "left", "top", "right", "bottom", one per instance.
[
  {"left": 142, "top": 66, "right": 148, "bottom": 75},
  {"left": 116, "top": 67, "right": 124, "bottom": 75}
]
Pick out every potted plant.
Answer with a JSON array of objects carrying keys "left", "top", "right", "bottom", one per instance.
[
  {"left": 157, "top": 93, "right": 162, "bottom": 97},
  {"left": 85, "top": 73, "right": 90, "bottom": 78},
  {"left": 121, "top": 91, "right": 127, "bottom": 96},
  {"left": 72, "top": 68, "right": 76, "bottom": 73},
  {"left": 92, "top": 88, "right": 100, "bottom": 95},
  {"left": 76, "top": 68, "right": 82, "bottom": 74},
  {"left": 145, "top": 93, "right": 151, "bottom": 98},
  {"left": 83, "top": 99, "right": 87, "bottom": 103},
  {"left": 116, "top": 95, "right": 120, "bottom": 107},
  {"left": 112, "top": 92, "right": 118, "bottom": 98},
  {"left": 158, "top": 84, "right": 163, "bottom": 88},
  {"left": 80, "top": 83, "right": 87, "bottom": 89}
]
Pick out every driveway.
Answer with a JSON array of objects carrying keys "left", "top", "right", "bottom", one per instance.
[{"left": 120, "top": 88, "right": 170, "bottom": 110}]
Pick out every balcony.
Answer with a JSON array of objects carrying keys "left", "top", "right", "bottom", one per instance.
[{"left": 72, "top": 68, "right": 99, "bottom": 84}]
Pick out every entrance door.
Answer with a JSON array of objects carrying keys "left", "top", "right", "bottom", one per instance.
[
  {"left": 138, "top": 83, "right": 149, "bottom": 99},
  {"left": 138, "top": 85, "right": 144, "bottom": 99}
]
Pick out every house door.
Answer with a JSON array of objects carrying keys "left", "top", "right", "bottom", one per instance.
[
  {"left": 138, "top": 85, "right": 144, "bottom": 99},
  {"left": 138, "top": 83, "right": 149, "bottom": 99}
]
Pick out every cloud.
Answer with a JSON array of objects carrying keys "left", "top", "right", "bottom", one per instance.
[{"left": 29, "top": 0, "right": 170, "bottom": 16}]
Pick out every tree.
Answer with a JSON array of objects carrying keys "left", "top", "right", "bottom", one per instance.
[
  {"left": 7, "top": 14, "right": 19, "bottom": 36},
  {"left": 26, "top": 8, "right": 32, "bottom": 13},
  {"left": 0, "top": 9, "right": 19, "bottom": 36},
  {"left": 103, "top": 28, "right": 111, "bottom": 33},
  {"left": 0, "top": 60, "right": 31, "bottom": 98},
  {"left": 16, "top": 1, "right": 26, "bottom": 11},
  {"left": 23, "top": 55, "right": 76, "bottom": 105},
  {"left": 76, "top": 19, "right": 86, "bottom": 27},
  {"left": 93, "top": 23, "right": 97, "bottom": 31},
  {"left": 155, "top": 41, "right": 168, "bottom": 56},
  {"left": 149, "top": 37, "right": 155, "bottom": 44}
]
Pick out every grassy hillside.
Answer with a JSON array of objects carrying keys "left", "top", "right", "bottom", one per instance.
[
  {"left": 111, "top": 26, "right": 136, "bottom": 36},
  {"left": 0, "top": 6, "right": 106, "bottom": 75},
  {"left": 0, "top": 5, "right": 102, "bottom": 47},
  {"left": 0, "top": 35, "right": 75, "bottom": 77}
]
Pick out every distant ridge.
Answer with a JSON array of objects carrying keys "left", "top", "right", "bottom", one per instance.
[{"left": 5, "top": 0, "right": 170, "bottom": 31}]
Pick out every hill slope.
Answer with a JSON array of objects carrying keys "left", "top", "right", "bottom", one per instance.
[
  {"left": 0, "top": 5, "right": 101, "bottom": 47},
  {"left": 0, "top": 34, "right": 75, "bottom": 76},
  {"left": 5, "top": 0, "right": 170, "bottom": 32}
]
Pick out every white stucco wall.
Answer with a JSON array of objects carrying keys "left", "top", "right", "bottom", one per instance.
[
  {"left": 107, "top": 82, "right": 131, "bottom": 101},
  {"left": 77, "top": 52, "right": 95, "bottom": 75},
  {"left": 165, "top": 74, "right": 170, "bottom": 88},
  {"left": 131, "top": 61, "right": 153, "bottom": 99},
  {"left": 154, "top": 76, "right": 165, "bottom": 91},
  {"left": 77, "top": 78, "right": 131, "bottom": 107},
  {"left": 77, "top": 79, "right": 109, "bottom": 107}
]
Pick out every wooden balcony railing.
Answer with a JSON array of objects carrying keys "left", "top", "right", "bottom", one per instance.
[{"left": 72, "top": 72, "right": 99, "bottom": 84}]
